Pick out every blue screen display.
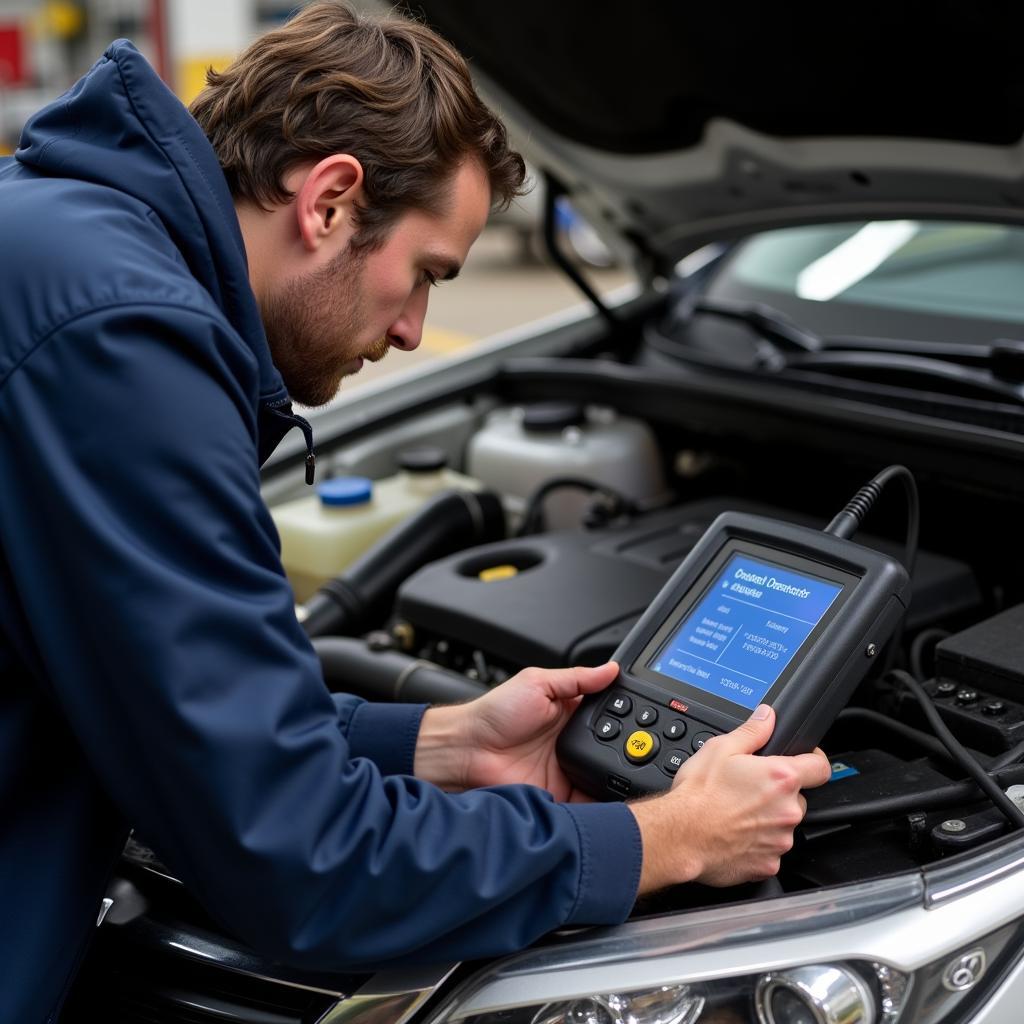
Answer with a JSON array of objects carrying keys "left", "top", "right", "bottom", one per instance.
[{"left": 649, "top": 554, "right": 843, "bottom": 710}]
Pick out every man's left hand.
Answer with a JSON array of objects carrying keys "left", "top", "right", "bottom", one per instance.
[{"left": 413, "top": 662, "right": 619, "bottom": 802}]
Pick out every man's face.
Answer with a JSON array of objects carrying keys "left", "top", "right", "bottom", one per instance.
[{"left": 261, "top": 160, "right": 491, "bottom": 407}]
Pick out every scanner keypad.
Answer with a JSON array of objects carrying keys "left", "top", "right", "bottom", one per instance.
[{"left": 594, "top": 690, "right": 720, "bottom": 769}]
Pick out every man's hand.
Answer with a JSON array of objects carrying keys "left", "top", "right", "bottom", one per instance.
[
  {"left": 630, "top": 704, "right": 832, "bottom": 892},
  {"left": 413, "top": 662, "right": 619, "bottom": 800}
]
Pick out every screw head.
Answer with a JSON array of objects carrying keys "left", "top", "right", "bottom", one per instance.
[
  {"left": 866, "top": 643, "right": 878, "bottom": 658},
  {"left": 941, "top": 819, "right": 967, "bottom": 833}
]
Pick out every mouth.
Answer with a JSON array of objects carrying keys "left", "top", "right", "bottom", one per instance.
[
  {"left": 363, "top": 336, "right": 392, "bottom": 364},
  {"left": 340, "top": 338, "right": 390, "bottom": 378}
]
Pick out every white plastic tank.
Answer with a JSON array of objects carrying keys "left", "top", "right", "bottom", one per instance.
[
  {"left": 272, "top": 447, "right": 482, "bottom": 601},
  {"left": 466, "top": 402, "right": 666, "bottom": 529}
]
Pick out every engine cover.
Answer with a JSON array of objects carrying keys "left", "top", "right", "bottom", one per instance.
[{"left": 395, "top": 499, "right": 980, "bottom": 669}]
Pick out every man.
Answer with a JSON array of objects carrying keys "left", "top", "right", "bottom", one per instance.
[{"left": 0, "top": 3, "right": 830, "bottom": 1019}]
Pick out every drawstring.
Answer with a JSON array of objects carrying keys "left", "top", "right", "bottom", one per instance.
[
  {"left": 265, "top": 405, "right": 316, "bottom": 485},
  {"left": 296, "top": 414, "right": 316, "bottom": 485}
]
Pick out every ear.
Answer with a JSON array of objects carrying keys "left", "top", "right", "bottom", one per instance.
[{"left": 292, "top": 154, "right": 365, "bottom": 253}]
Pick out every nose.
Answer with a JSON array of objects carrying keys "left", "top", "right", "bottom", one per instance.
[{"left": 386, "top": 285, "right": 429, "bottom": 353}]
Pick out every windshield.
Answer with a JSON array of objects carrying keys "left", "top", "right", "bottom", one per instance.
[{"left": 705, "top": 221, "right": 1024, "bottom": 343}]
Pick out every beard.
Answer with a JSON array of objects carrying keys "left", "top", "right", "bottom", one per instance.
[{"left": 259, "top": 245, "right": 391, "bottom": 407}]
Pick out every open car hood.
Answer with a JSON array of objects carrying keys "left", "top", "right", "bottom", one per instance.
[{"left": 401, "top": 1, "right": 1024, "bottom": 273}]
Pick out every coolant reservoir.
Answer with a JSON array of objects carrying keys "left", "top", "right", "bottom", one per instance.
[
  {"left": 466, "top": 402, "right": 666, "bottom": 528},
  {"left": 272, "top": 447, "right": 482, "bottom": 601}
]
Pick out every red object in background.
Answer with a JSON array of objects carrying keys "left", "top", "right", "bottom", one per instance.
[
  {"left": 148, "top": 0, "right": 171, "bottom": 87},
  {"left": 0, "top": 24, "right": 27, "bottom": 87}
]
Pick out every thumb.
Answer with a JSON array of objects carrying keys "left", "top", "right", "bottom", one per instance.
[
  {"left": 718, "top": 703, "right": 775, "bottom": 754},
  {"left": 536, "top": 661, "right": 619, "bottom": 701}
]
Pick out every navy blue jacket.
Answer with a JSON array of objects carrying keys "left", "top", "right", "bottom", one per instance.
[{"left": 0, "top": 43, "right": 641, "bottom": 1023}]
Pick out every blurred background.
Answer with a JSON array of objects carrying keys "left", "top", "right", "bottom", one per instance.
[{"left": 0, "top": 0, "right": 633, "bottom": 395}]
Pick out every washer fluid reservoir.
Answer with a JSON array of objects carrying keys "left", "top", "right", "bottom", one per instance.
[
  {"left": 466, "top": 403, "right": 666, "bottom": 528},
  {"left": 272, "top": 447, "right": 482, "bottom": 601}
]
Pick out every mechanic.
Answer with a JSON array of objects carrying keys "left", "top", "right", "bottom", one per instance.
[{"left": 0, "top": 2, "right": 831, "bottom": 1018}]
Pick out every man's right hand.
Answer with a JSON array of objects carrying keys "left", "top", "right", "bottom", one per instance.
[{"left": 628, "top": 704, "right": 832, "bottom": 893}]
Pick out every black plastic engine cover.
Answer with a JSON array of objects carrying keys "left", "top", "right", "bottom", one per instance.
[
  {"left": 396, "top": 509, "right": 692, "bottom": 668},
  {"left": 395, "top": 499, "right": 980, "bottom": 669}
]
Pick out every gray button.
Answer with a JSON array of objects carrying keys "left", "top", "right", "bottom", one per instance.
[
  {"left": 691, "top": 731, "right": 716, "bottom": 751},
  {"left": 636, "top": 706, "right": 659, "bottom": 726},
  {"left": 662, "top": 750, "right": 689, "bottom": 776},
  {"left": 663, "top": 718, "right": 687, "bottom": 740},
  {"left": 606, "top": 694, "right": 632, "bottom": 717}
]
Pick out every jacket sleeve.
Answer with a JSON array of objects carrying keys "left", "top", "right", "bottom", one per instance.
[{"left": 0, "top": 304, "right": 642, "bottom": 970}]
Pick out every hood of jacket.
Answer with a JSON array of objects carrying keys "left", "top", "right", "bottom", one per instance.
[{"left": 13, "top": 40, "right": 309, "bottom": 465}]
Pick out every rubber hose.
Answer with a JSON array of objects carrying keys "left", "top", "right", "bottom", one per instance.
[
  {"left": 313, "top": 636, "right": 488, "bottom": 703},
  {"left": 301, "top": 488, "right": 505, "bottom": 638}
]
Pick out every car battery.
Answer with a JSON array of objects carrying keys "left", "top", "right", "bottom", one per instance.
[{"left": 924, "top": 605, "right": 1024, "bottom": 752}]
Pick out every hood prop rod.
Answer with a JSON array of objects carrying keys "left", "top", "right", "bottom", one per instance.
[{"left": 543, "top": 173, "right": 619, "bottom": 333}]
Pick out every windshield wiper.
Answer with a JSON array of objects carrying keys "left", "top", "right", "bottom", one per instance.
[
  {"left": 679, "top": 297, "right": 1024, "bottom": 383},
  {"left": 659, "top": 298, "right": 1024, "bottom": 404},
  {"left": 820, "top": 335, "right": 1024, "bottom": 382},
  {"left": 781, "top": 350, "right": 1024, "bottom": 406},
  {"left": 683, "top": 297, "right": 823, "bottom": 355}
]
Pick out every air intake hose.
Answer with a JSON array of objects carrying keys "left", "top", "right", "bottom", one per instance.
[
  {"left": 301, "top": 488, "right": 505, "bottom": 638},
  {"left": 313, "top": 636, "right": 488, "bottom": 703}
]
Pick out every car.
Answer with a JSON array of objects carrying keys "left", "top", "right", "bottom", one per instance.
[{"left": 61, "top": 3, "right": 1024, "bottom": 1023}]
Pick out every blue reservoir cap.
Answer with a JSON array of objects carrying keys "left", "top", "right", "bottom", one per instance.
[{"left": 317, "top": 476, "right": 373, "bottom": 507}]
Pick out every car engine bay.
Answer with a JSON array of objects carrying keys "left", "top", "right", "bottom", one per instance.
[{"left": 271, "top": 385, "right": 1024, "bottom": 919}]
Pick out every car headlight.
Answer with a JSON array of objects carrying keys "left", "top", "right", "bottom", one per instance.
[
  {"left": 442, "top": 941, "right": 1011, "bottom": 1024},
  {"left": 449, "top": 965, "right": 892, "bottom": 1024},
  {"left": 532, "top": 984, "right": 705, "bottom": 1024},
  {"left": 755, "top": 965, "right": 876, "bottom": 1024},
  {"left": 423, "top": 865, "right": 1024, "bottom": 1024}
]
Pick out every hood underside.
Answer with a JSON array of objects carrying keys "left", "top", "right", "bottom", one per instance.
[{"left": 400, "top": 1, "right": 1024, "bottom": 269}]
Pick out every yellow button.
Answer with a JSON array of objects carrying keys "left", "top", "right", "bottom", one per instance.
[{"left": 624, "top": 730, "right": 658, "bottom": 764}]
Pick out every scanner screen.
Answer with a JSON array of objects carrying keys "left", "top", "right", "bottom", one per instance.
[{"left": 648, "top": 554, "right": 843, "bottom": 710}]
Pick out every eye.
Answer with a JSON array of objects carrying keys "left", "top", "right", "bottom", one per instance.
[{"left": 420, "top": 270, "right": 440, "bottom": 288}]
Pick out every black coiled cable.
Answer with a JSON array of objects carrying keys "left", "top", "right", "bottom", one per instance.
[{"left": 825, "top": 464, "right": 919, "bottom": 579}]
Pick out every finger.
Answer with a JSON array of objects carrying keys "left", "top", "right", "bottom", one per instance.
[
  {"left": 529, "top": 662, "right": 619, "bottom": 700},
  {"left": 714, "top": 704, "right": 775, "bottom": 755},
  {"left": 788, "top": 750, "right": 833, "bottom": 788}
]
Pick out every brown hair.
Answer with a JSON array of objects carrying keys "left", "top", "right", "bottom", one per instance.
[{"left": 190, "top": 0, "right": 526, "bottom": 249}]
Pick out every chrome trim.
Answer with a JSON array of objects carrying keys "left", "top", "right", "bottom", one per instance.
[
  {"left": 315, "top": 991, "right": 434, "bottom": 1024},
  {"left": 925, "top": 835, "right": 1024, "bottom": 906},
  {"left": 96, "top": 897, "right": 113, "bottom": 927},
  {"left": 317, "top": 966, "right": 460, "bottom": 1024}
]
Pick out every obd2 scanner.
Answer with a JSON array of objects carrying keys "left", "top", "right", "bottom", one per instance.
[{"left": 557, "top": 468, "right": 916, "bottom": 800}]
